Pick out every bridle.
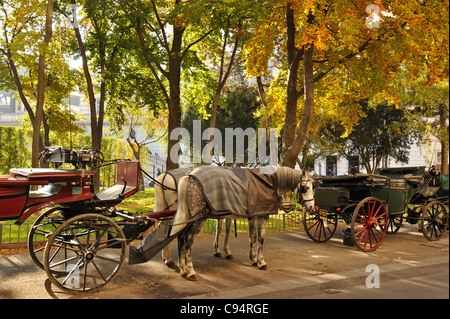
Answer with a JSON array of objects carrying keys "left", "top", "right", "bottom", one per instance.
[
  {"left": 277, "top": 171, "right": 314, "bottom": 212},
  {"left": 295, "top": 177, "right": 314, "bottom": 205}
]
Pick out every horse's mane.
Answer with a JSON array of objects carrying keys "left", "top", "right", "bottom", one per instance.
[{"left": 274, "top": 167, "right": 302, "bottom": 193}]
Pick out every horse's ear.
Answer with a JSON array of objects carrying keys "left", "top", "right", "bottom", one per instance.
[{"left": 309, "top": 171, "right": 314, "bottom": 177}]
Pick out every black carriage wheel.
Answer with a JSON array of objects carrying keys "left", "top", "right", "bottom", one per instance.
[
  {"left": 351, "top": 197, "right": 388, "bottom": 252},
  {"left": 386, "top": 214, "right": 404, "bottom": 234},
  {"left": 28, "top": 207, "right": 66, "bottom": 272},
  {"left": 302, "top": 209, "right": 338, "bottom": 242},
  {"left": 43, "top": 213, "right": 127, "bottom": 292},
  {"left": 421, "top": 201, "right": 448, "bottom": 241}
]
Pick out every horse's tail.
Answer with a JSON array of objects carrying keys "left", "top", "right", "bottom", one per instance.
[{"left": 169, "top": 175, "right": 190, "bottom": 236}]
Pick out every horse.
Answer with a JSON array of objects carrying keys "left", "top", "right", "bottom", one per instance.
[
  {"left": 153, "top": 168, "right": 234, "bottom": 266},
  {"left": 169, "top": 166, "right": 315, "bottom": 281}
]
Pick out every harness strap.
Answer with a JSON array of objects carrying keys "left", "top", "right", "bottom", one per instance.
[{"left": 140, "top": 167, "right": 177, "bottom": 192}]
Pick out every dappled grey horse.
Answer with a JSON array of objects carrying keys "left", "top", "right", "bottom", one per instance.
[
  {"left": 153, "top": 168, "right": 234, "bottom": 266},
  {"left": 170, "top": 166, "right": 315, "bottom": 281}
]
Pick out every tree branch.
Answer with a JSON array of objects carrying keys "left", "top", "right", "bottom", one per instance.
[{"left": 180, "top": 29, "right": 213, "bottom": 61}]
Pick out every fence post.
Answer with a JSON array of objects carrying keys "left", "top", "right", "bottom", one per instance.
[{"left": 283, "top": 214, "right": 286, "bottom": 232}]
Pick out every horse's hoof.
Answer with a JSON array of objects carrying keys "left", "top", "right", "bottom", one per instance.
[
  {"left": 187, "top": 274, "right": 199, "bottom": 281},
  {"left": 251, "top": 262, "right": 258, "bottom": 267},
  {"left": 259, "top": 264, "right": 268, "bottom": 270},
  {"left": 213, "top": 252, "right": 222, "bottom": 258},
  {"left": 165, "top": 260, "right": 175, "bottom": 267},
  {"left": 225, "top": 254, "right": 233, "bottom": 260}
]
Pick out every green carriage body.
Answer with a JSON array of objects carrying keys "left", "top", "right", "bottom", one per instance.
[{"left": 308, "top": 166, "right": 448, "bottom": 251}]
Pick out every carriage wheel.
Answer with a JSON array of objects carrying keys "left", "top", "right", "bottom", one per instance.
[
  {"left": 302, "top": 209, "right": 338, "bottom": 242},
  {"left": 421, "top": 201, "right": 448, "bottom": 241},
  {"left": 28, "top": 207, "right": 66, "bottom": 272},
  {"left": 351, "top": 197, "right": 388, "bottom": 252},
  {"left": 386, "top": 214, "right": 404, "bottom": 234},
  {"left": 43, "top": 213, "right": 127, "bottom": 292}
]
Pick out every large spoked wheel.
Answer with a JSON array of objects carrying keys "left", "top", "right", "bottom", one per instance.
[
  {"left": 351, "top": 197, "right": 388, "bottom": 252},
  {"left": 303, "top": 209, "right": 338, "bottom": 242},
  {"left": 28, "top": 207, "right": 66, "bottom": 271},
  {"left": 43, "top": 213, "right": 127, "bottom": 292},
  {"left": 421, "top": 201, "right": 448, "bottom": 241}
]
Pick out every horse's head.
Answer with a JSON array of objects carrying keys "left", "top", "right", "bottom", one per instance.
[
  {"left": 293, "top": 170, "right": 315, "bottom": 212},
  {"left": 278, "top": 169, "right": 315, "bottom": 212}
]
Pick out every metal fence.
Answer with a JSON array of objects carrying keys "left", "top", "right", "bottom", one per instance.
[
  {"left": 0, "top": 212, "right": 303, "bottom": 248},
  {"left": 0, "top": 222, "right": 32, "bottom": 247}
]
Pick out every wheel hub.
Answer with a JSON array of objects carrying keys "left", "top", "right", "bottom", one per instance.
[{"left": 85, "top": 251, "right": 95, "bottom": 261}]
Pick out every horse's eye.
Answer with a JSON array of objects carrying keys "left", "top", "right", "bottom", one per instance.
[{"left": 301, "top": 185, "right": 309, "bottom": 193}]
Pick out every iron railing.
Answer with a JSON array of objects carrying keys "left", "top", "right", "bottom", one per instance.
[{"left": 0, "top": 212, "right": 303, "bottom": 247}]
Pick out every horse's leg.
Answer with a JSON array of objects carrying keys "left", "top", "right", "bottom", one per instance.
[
  {"left": 182, "top": 217, "right": 207, "bottom": 281},
  {"left": 154, "top": 173, "right": 176, "bottom": 267},
  {"left": 178, "top": 177, "right": 209, "bottom": 281},
  {"left": 158, "top": 223, "right": 175, "bottom": 267},
  {"left": 170, "top": 176, "right": 192, "bottom": 276},
  {"left": 248, "top": 217, "right": 258, "bottom": 267},
  {"left": 223, "top": 218, "right": 233, "bottom": 259},
  {"left": 213, "top": 219, "right": 223, "bottom": 257},
  {"left": 177, "top": 230, "right": 187, "bottom": 277},
  {"left": 256, "top": 216, "right": 269, "bottom": 270}
]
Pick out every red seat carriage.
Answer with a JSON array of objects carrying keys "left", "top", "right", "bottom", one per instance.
[{"left": 0, "top": 147, "right": 174, "bottom": 292}]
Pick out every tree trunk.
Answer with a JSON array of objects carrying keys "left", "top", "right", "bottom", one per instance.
[
  {"left": 280, "top": 4, "right": 315, "bottom": 169},
  {"left": 280, "top": 41, "right": 315, "bottom": 168},
  {"left": 33, "top": 0, "right": 54, "bottom": 168},
  {"left": 166, "top": 26, "right": 184, "bottom": 171},
  {"left": 69, "top": 0, "right": 104, "bottom": 190}
]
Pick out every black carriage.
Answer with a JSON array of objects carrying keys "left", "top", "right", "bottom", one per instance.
[{"left": 303, "top": 166, "right": 449, "bottom": 252}]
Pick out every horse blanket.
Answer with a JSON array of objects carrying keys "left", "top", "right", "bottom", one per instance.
[
  {"left": 164, "top": 167, "right": 191, "bottom": 188},
  {"left": 188, "top": 166, "right": 280, "bottom": 217}
]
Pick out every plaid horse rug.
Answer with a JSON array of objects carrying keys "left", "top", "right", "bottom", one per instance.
[{"left": 188, "top": 166, "right": 279, "bottom": 217}]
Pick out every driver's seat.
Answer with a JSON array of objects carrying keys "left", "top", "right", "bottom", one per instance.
[{"left": 96, "top": 160, "right": 140, "bottom": 201}]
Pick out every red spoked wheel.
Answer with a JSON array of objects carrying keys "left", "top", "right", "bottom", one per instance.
[
  {"left": 302, "top": 209, "right": 338, "bottom": 242},
  {"left": 351, "top": 197, "right": 388, "bottom": 252}
]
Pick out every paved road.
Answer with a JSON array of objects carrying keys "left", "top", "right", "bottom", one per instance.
[{"left": 0, "top": 223, "right": 448, "bottom": 301}]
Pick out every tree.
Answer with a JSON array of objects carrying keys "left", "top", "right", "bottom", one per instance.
[
  {"left": 182, "top": 82, "right": 262, "bottom": 166},
  {"left": 34, "top": 0, "right": 54, "bottom": 168},
  {"left": 123, "top": 0, "right": 258, "bottom": 170},
  {"left": 0, "top": 0, "right": 72, "bottom": 168},
  {"left": 56, "top": 0, "right": 126, "bottom": 189},
  {"left": 398, "top": 79, "right": 449, "bottom": 173},
  {"left": 121, "top": 0, "right": 214, "bottom": 170},
  {"left": 244, "top": 0, "right": 449, "bottom": 168},
  {"left": 337, "top": 100, "right": 420, "bottom": 173}
]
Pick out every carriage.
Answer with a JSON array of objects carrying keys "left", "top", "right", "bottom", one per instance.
[
  {"left": 0, "top": 146, "right": 177, "bottom": 292},
  {"left": 303, "top": 166, "right": 449, "bottom": 252},
  {"left": 1, "top": 146, "right": 316, "bottom": 292}
]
